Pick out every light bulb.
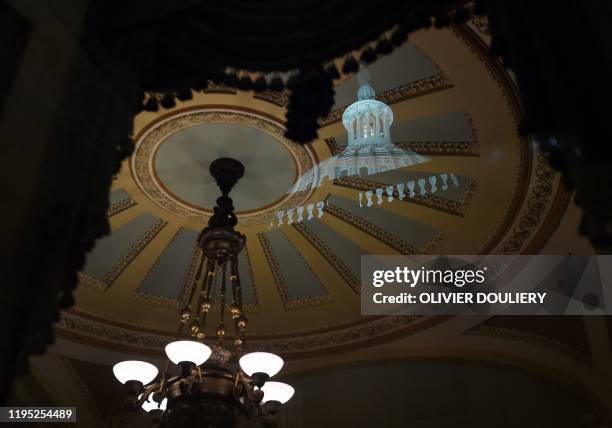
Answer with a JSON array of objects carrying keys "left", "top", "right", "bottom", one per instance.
[
  {"left": 261, "top": 381, "right": 295, "bottom": 404},
  {"left": 113, "top": 361, "right": 158, "bottom": 385},
  {"left": 164, "top": 340, "right": 212, "bottom": 366},
  {"left": 139, "top": 394, "right": 167, "bottom": 412},
  {"left": 239, "top": 352, "right": 284, "bottom": 377}
]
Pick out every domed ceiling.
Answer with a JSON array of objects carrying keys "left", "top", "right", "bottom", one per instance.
[{"left": 58, "top": 25, "right": 569, "bottom": 358}]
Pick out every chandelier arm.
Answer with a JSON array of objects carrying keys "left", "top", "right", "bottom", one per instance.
[
  {"left": 196, "top": 258, "right": 216, "bottom": 335},
  {"left": 193, "top": 250, "right": 206, "bottom": 282},
  {"left": 196, "top": 258, "right": 215, "bottom": 316},
  {"left": 136, "top": 383, "right": 160, "bottom": 408},
  {"left": 217, "top": 259, "right": 228, "bottom": 345},
  {"left": 156, "top": 359, "right": 171, "bottom": 394},
  {"left": 181, "top": 252, "right": 205, "bottom": 315},
  {"left": 231, "top": 254, "right": 243, "bottom": 310},
  {"left": 203, "top": 259, "right": 216, "bottom": 305}
]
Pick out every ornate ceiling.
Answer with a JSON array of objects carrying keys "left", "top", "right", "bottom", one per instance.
[{"left": 57, "top": 24, "right": 570, "bottom": 359}]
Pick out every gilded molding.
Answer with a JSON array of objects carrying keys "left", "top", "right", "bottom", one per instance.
[
  {"left": 332, "top": 175, "right": 477, "bottom": 217},
  {"left": 500, "top": 152, "right": 557, "bottom": 254},
  {"left": 420, "top": 231, "right": 449, "bottom": 255},
  {"left": 132, "top": 108, "right": 315, "bottom": 226},
  {"left": 254, "top": 90, "right": 289, "bottom": 107},
  {"left": 257, "top": 232, "right": 332, "bottom": 310},
  {"left": 392, "top": 141, "right": 476, "bottom": 156},
  {"left": 469, "top": 12, "right": 491, "bottom": 37},
  {"left": 325, "top": 202, "right": 417, "bottom": 254},
  {"left": 57, "top": 312, "right": 169, "bottom": 350},
  {"left": 107, "top": 196, "right": 136, "bottom": 217},
  {"left": 395, "top": 113, "right": 480, "bottom": 156},
  {"left": 450, "top": 24, "right": 540, "bottom": 254},
  {"left": 203, "top": 82, "right": 237, "bottom": 94},
  {"left": 134, "top": 229, "right": 201, "bottom": 308},
  {"left": 293, "top": 222, "right": 360, "bottom": 293},
  {"left": 77, "top": 272, "right": 106, "bottom": 291},
  {"left": 319, "top": 74, "right": 453, "bottom": 127},
  {"left": 79, "top": 219, "right": 167, "bottom": 291},
  {"left": 56, "top": 311, "right": 425, "bottom": 355}
]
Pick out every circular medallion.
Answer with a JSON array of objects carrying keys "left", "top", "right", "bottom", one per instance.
[{"left": 131, "top": 108, "right": 317, "bottom": 225}]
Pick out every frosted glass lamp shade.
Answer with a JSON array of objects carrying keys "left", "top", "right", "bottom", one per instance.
[
  {"left": 165, "top": 340, "right": 212, "bottom": 366},
  {"left": 139, "top": 394, "right": 167, "bottom": 412},
  {"left": 239, "top": 352, "right": 284, "bottom": 377},
  {"left": 113, "top": 361, "right": 158, "bottom": 385},
  {"left": 261, "top": 382, "right": 295, "bottom": 404}
]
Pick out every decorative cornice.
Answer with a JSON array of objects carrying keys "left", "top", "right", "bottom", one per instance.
[
  {"left": 319, "top": 74, "right": 453, "bottom": 127},
  {"left": 257, "top": 232, "right": 332, "bottom": 310},
  {"left": 293, "top": 222, "right": 360, "bottom": 293},
  {"left": 131, "top": 107, "right": 316, "bottom": 226},
  {"left": 332, "top": 174, "right": 477, "bottom": 217},
  {"left": 56, "top": 310, "right": 436, "bottom": 357},
  {"left": 79, "top": 219, "right": 167, "bottom": 291},
  {"left": 107, "top": 196, "right": 136, "bottom": 217},
  {"left": 57, "top": 312, "right": 168, "bottom": 350}
]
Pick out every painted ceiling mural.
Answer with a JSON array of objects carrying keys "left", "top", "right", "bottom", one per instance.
[{"left": 56, "top": 24, "right": 571, "bottom": 359}]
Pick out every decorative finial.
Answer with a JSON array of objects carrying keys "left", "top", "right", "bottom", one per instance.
[
  {"left": 356, "top": 66, "right": 370, "bottom": 86},
  {"left": 356, "top": 63, "right": 375, "bottom": 100}
]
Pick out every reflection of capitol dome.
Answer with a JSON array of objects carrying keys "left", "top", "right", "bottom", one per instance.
[{"left": 289, "top": 68, "right": 429, "bottom": 194}]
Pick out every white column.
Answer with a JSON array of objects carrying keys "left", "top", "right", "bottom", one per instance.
[
  {"left": 374, "top": 111, "right": 380, "bottom": 136},
  {"left": 348, "top": 118, "right": 355, "bottom": 141}
]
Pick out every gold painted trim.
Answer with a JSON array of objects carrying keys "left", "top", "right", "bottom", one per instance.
[
  {"left": 79, "top": 219, "right": 167, "bottom": 291},
  {"left": 293, "top": 222, "right": 360, "bottom": 293},
  {"left": 107, "top": 197, "right": 136, "bottom": 217},
  {"left": 257, "top": 232, "right": 332, "bottom": 310},
  {"left": 325, "top": 201, "right": 416, "bottom": 254},
  {"left": 254, "top": 89, "right": 289, "bottom": 107},
  {"left": 56, "top": 310, "right": 436, "bottom": 358},
  {"left": 131, "top": 107, "right": 317, "bottom": 226},
  {"left": 133, "top": 229, "right": 200, "bottom": 308}
]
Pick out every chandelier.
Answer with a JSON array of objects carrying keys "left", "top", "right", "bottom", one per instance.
[{"left": 112, "top": 158, "right": 294, "bottom": 427}]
